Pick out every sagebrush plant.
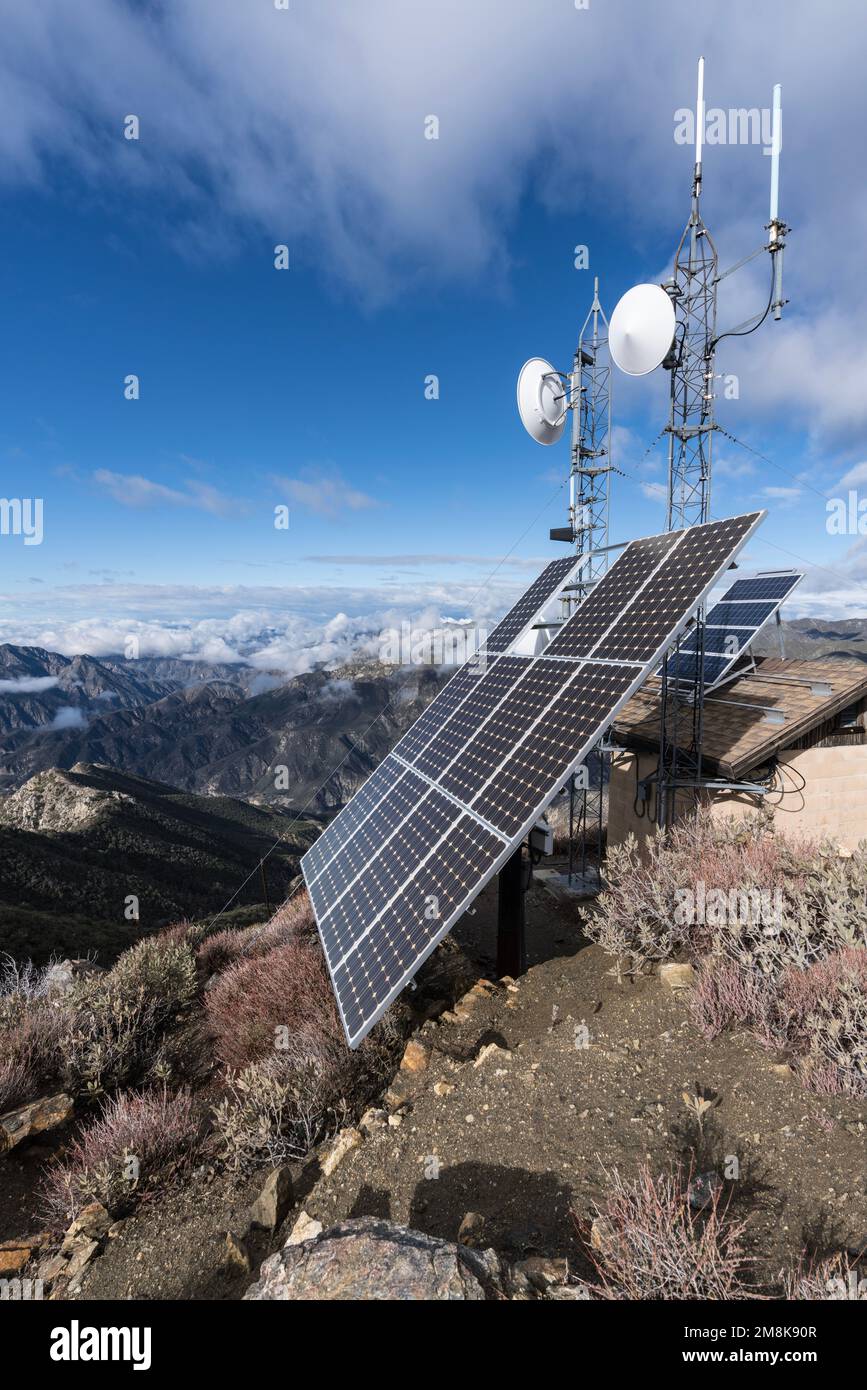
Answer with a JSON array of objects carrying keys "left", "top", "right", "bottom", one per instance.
[
  {"left": 61, "top": 935, "right": 198, "bottom": 1096},
  {"left": 41, "top": 1086, "right": 201, "bottom": 1227},
  {"left": 575, "top": 1161, "right": 753, "bottom": 1300},
  {"left": 591, "top": 814, "right": 867, "bottom": 1096},
  {"left": 0, "top": 954, "right": 73, "bottom": 1103},
  {"left": 589, "top": 816, "right": 866, "bottom": 978},
  {"left": 213, "top": 1039, "right": 349, "bottom": 1170}
]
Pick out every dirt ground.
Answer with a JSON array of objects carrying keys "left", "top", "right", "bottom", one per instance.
[{"left": 3, "top": 860, "right": 864, "bottom": 1299}]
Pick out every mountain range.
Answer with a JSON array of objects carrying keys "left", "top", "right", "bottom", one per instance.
[
  {"left": 0, "top": 644, "right": 447, "bottom": 811},
  {"left": 0, "top": 623, "right": 855, "bottom": 963}
]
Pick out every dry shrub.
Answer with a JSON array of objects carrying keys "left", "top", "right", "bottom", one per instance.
[
  {"left": 207, "top": 892, "right": 403, "bottom": 1168},
  {"left": 62, "top": 935, "right": 197, "bottom": 1096},
  {"left": 196, "top": 928, "right": 245, "bottom": 979},
  {"left": 197, "top": 896, "right": 316, "bottom": 982},
  {"left": 784, "top": 1250, "right": 866, "bottom": 1300},
  {"left": 592, "top": 815, "right": 867, "bottom": 1096},
  {"left": 41, "top": 1086, "right": 201, "bottom": 1228},
  {"left": 213, "top": 1037, "right": 349, "bottom": 1170},
  {"left": 690, "top": 947, "right": 867, "bottom": 1097},
  {"left": 689, "top": 959, "right": 779, "bottom": 1046},
  {"left": 205, "top": 933, "right": 337, "bottom": 1070},
  {"left": 576, "top": 1162, "right": 753, "bottom": 1300},
  {"left": 0, "top": 956, "right": 72, "bottom": 1102},
  {"left": 0, "top": 1056, "right": 33, "bottom": 1112},
  {"left": 590, "top": 816, "right": 854, "bottom": 978}
]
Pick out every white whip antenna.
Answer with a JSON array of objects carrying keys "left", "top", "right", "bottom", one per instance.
[
  {"left": 769, "top": 83, "right": 786, "bottom": 319},
  {"left": 694, "top": 55, "right": 705, "bottom": 191}
]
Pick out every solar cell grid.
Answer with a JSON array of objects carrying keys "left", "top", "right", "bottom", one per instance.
[
  {"left": 413, "top": 656, "right": 531, "bottom": 778},
  {"left": 592, "top": 514, "right": 761, "bottom": 662},
  {"left": 301, "top": 754, "right": 404, "bottom": 883},
  {"left": 677, "top": 624, "right": 753, "bottom": 656},
  {"left": 438, "top": 658, "right": 574, "bottom": 805},
  {"left": 546, "top": 530, "right": 679, "bottom": 659},
  {"left": 702, "top": 600, "right": 777, "bottom": 630},
  {"left": 332, "top": 814, "right": 505, "bottom": 1042},
  {"left": 486, "top": 554, "right": 581, "bottom": 652},
  {"left": 470, "top": 662, "right": 636, "bottom": 836},
  {"left": 390, "top": 659, "right": 488, "bottom": 764},
  {"left": 666, "top": 652, "right": 735, "bottom": 686},
  {"left": 318, "top": 786, "right": 461, "bottom": 962},
  {"left": 306, "top": 768, "right": 430, "bottom": 920},
  {"left": 723, "top": 574, "right": 801, "bottom": 603}
]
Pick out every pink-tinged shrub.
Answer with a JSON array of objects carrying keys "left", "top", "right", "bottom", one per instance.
[
  {"left": 196, "top": 928, "right": 246, "bottom": 979},
  {"left": 0, "top": 1056, "right": 33, "bottom": 1112},
  {"left": 207, "top": 891, "right": 403, "bottom": 1168},
  {"left": 784, "top": 1250, "right": 866, "bottom": 1300},
  {"left": 690, "top": 947, "right": 867, "bottom": 1097},
  {"left": 205, "top": 933, "right": 339, "bottom": 1070},
  {"left": 689, "top": 959, "right": 780, "bottom": 1046},
  {"left": 575, "top": 1162, "right": 753, "bottom": 1301},
  {"left": 41, "top": 1086, "right": 201, "bottom": 1227}
]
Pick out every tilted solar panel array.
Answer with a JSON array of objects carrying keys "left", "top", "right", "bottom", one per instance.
[
  {"left": 303, "top": 511, "right": 765, "bottom": 1046},
  {"left": 665, "top": 570, "right": 802, "bottom": 689}
]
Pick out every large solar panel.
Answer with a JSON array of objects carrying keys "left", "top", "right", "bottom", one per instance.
[
  {"left": 666, "top": 569, "right": 802, "bottom": 691},
  {"left": 303, "top": 511, "right": 765, "bottom": 1046}
]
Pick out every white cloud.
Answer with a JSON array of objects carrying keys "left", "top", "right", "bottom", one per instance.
[
  {"left": 271, "top": 472, "right": 378, "bottom": 520},
  {"left": 0, "top": 577, "right": 531, "bottom": 676},
  {"left": 762, "top": 485, "right": 802, "bottom": 503},
  {"left": 93, "top": 470, "right": 240, "bottom": 517},
  {"left": 640, "top": 481, "right": 667, "bottom": 502},
  {"left": 1, "top": 0, "right": 864, "bottom": 329},
  {"left": 0, "top": 675, "right": 60, "bottom": 693},
  {"left": 834, "top": 461, "right": 867, "bottom": 492},
  {"left": 49, "top": 705, "right": 87, "bottom": 730}
]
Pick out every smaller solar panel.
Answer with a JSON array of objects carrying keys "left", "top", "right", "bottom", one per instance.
[
  {"left": 703, "top": 600, "right": 777, "bottom": 629},
  {"left": 666, "top": 570, "right": 802, "bottom": 690},
  {"left": 722, "top": 574, "right": 802, "bottom": 603},
  {"left": 677, "top": 625, "right": 753, "bottom": 657}
]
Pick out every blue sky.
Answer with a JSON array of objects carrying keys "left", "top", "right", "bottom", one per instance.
[{"left": 1, "top": 0, "right": 866, "bottom": 671}]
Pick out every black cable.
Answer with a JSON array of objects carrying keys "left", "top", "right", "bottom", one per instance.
[{"left": 712, "top": 261, "right": 775, "bottom": 348}]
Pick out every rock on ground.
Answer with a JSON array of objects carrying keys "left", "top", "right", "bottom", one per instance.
[
  {"left": 249, "top": 1167, "right": 294, "bottom": 1231},
  {"left": 0, "top": 1093, "right": 73, "bottom": 1155},
  {"left": 244, "top": 1217, "right": 505, "bottom": 1301}
]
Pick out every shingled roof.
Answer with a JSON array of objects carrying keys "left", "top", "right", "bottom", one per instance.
[{"left": 612, "top": 657, "right": 867, "bottom": 780}]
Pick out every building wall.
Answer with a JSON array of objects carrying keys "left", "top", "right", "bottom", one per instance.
[{"left": 607, "top": 744, "right": 867, "bottom": 852}]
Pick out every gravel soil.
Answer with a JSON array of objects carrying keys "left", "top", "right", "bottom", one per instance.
[{"left": 4, "top": 864, "right": 864, "bottom": 1299}]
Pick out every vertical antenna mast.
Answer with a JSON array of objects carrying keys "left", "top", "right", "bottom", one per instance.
[
  {"left": 568, "top": 276, "right": 613, "bottom": 885},
  {"left": 655, "top": 62, "right": 789, "bottom": 830},
  {"left": 571, "top": 276, "right": 613, "bottom": 598},
  {"left": 657, "top": 56, "right": 719, "bottom": 828}
]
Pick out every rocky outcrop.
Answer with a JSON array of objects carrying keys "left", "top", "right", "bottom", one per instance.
[
  {"left": 244, "top": 1217, "right": 507, "bottom": 1301},
  {"left": 0, "top": 1093, "right": 73, "bottom": 1156}
]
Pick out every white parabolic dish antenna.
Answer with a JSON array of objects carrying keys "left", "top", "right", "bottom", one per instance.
[
  {"left": 609, "top": 283, "right": 676, "bottom": 376},
  {"left": 516, "top": 357, "right": 567, "bottom": 445}
]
